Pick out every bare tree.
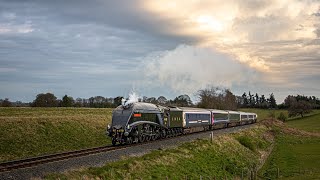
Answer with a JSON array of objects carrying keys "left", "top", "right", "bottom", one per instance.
[{"left": 197, "top": 87, "right": 237, "bottom": 110}]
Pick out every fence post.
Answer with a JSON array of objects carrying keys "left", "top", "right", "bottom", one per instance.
[
  {"left": 200, "top": 175, "right": 202, "bottom": 180},
  {"left": 254, "top": 166, "right": 258, "bottom": 180},
  {"left": 277, "top": 167, "right": 280, "bottom": 178},
  {"left": 211, "top": 132, "right": 214, "bottom": 142},
  {"left": 241, "top": 169, "right": 244, "bottom": 180},
  {"left": 251, "top": 170, "right": 254, "bottom": 180}
]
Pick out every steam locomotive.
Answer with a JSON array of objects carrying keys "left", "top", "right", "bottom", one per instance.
[{"left": 106, "top": 102, "right": 257, "bottom": 145}]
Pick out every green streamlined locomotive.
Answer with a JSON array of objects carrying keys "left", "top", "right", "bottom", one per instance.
[{"left": 106, "top": 102, "right": 257, "bottom": 145}]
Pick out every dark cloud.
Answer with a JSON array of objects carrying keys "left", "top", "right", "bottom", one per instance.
[
  {"left": 0, "top": 0, "right": 201, "bottom": 43},
  {"left": 1, "top": 0, "right": 320, "bottom": 102},
  {"left": 0, "top": 0, "right": 188, "bottom": 101}
]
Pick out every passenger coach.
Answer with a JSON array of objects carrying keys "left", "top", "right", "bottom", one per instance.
[{"left": 107, "top": 102, "right": 257, "bottom": 145}]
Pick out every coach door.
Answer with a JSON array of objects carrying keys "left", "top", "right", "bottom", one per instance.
[{"left": 164, "top": 109, "right": 170, "bottom": 128}]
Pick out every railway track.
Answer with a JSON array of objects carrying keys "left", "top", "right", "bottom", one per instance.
[
  {"left": 0, "top": 145, "right": 120, "bottom": 172},
  {"left": 0, "top": 124, "right": 255, "bottom": 173}
]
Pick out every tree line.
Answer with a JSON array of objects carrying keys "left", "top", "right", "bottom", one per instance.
[
  {"left": 1, "top": 88, "right": 319, "bottom": 118},
  {"left": 237, "top": 92, "right": 277, "bottom": 109},
  {"left": 0, "top": 93, "right": 194, "bottom": 108}
]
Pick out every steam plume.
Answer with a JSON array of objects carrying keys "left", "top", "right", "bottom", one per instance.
[
  {"left": 122, "top": 91, "right": 141, "bottom": 106},
  {"left": 143, "top": 44, "right": 257, "bottom": 94}
]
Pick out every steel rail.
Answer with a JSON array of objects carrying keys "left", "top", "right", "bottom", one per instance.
[{"left": 0, "top": 145, "right": 119, "bottom": 172}]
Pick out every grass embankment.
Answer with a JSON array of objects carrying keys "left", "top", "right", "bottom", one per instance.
[
  {"left": 259, "top": 114, "right": 320, "bottom": 179},
  {"left": 47, "top": 125, "right": 273, "bottom": 179},
  {"left": 0, "top": 107, "right": 112, "bottom": 162}
]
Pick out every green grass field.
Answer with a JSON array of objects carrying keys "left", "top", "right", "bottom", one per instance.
[
  {"left": 259, "top": 135, "right": 320, "bottom": 179},
  {"left": 259, "top": 113, "right": 320, "bottom": 179},
  {"left": 1, "top": 106, "right": 320, "bottom": 180},
  {"left": 286, "top": 113, "right": 320, "bottom": 133},
  {"left": 0, "top": 107, "right": 112, "bottom": 162}
]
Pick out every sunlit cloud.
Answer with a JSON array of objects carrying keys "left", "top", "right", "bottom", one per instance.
[
  {"left": 142, "top": 0, "right": 320, "bottom": 72},
  {"left": 0, "top": 23, "right": 34, "bottom": 34}
]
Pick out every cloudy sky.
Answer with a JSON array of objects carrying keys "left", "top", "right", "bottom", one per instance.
[{"left": 0, "top": 0, "right": 319, "bottom": 103}]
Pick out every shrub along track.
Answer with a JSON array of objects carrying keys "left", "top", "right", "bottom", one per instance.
[{"left": 0, "top": 123, "right": 255, "bottom": 175}]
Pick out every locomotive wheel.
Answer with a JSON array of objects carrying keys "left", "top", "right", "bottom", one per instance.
[
  {"left": 173, "top": 129, "right": 177, "bottom": 137},
  {"left": 151, "top": 134, "right": 157, "bottom": 141},
  {"left": 166, "top": 130, "right": 170, "bottom": 138},
  {"left": 161, "top": 130, "right": 166, "bottom": 139},
  {"left": 112, "top": 138, "right": 117, "bottom": 146},
  {"left": 139, "top": 134, "right": 146, "bottom": 143},
  {"left": 126, "top": 137, "right": 133, "bottom": 145},
  {"left": 150, "top": 133, "right": 156, "bottom": 141},
  {"left": 133, "top": 136, "right": 139, "bottom": 143},
  {"left": 154, "top": 130, "right": 159, "bottom": 140},
  {"left": 165, "top": 130, "right": 170, "bottom": 138},
  {"left": 145, "top": 135, "right": 150, "bottom": 142}
]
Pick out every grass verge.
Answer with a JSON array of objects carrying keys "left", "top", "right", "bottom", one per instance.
[
  {"left": 47, "top": 125, "right": 273, "bottom": 179},
  {"left": 0, "top": 107, "right": 112, "bottom": 162}
]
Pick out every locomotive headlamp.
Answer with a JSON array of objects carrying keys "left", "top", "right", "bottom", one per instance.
[
  {"left": 124, "top": 131, "right": 129, "bottom": 136},
  {"left": 106, "top": 127, "right": 110, "bottom": 136},
  {"left": 127, "top": 124, "right": 130, "bottom": 129}
]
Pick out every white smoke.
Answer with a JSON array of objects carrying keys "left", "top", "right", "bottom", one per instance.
[
  {"left": 122, "top": 91, "right": 141, "bottom": 107},
  {"left": 143, "top": 44, "right": 258, "bottom": 94}
]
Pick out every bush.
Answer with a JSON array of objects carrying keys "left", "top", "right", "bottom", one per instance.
[
  {"left": 236, "top": 136, "right": 255, "bottom": 152},
  {"left": 277, "top": 112, "right": 287, "bottom": 122},
  {"left": 288, "top": 100, "right": 312, "bottom": 118}
]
